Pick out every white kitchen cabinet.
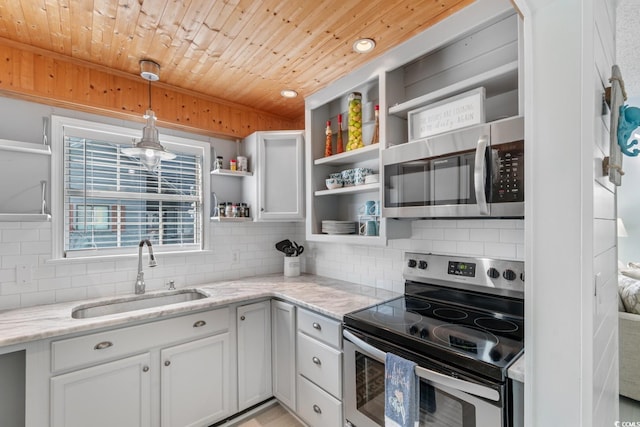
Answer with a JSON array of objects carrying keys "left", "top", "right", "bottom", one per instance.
[
  {"left": 51, "top": 353, "right": 152, "bottom": 427},
  {"left": 295, "top": 307, "right": 342, "bottom": 427},
  {"left": 161, "top": 333, "right": 232, "bottom": 427},
  {"left": 243, "top": 131, "right": 305, "bottom": 221},
  {"left": 50, "top": 308, "right": 233, "bottom": 427},
  {"left": 237, "top": 300, "right": 273, "bottom": 410},
  {"left": 271, "top": 300, "right": 296, "bottom": 411}
]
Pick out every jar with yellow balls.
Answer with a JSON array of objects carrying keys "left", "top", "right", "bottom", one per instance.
[{"left": 347, "top": 92, "right": 364, "bottom": 151}]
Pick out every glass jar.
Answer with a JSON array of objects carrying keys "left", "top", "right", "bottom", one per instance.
[
  {"left": 347, "top": 92, "right": 363, "bottom": 151},
  {"left": 215, "top": 156, "right": 223, "bottom": 170},
  {"left": 225, "top": 203, "right": 233, "bottom": 218},
  {"left": 230, "top": 159, "right": 237, "bottom": 171}
]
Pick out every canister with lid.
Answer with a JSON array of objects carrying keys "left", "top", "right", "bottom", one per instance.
[{"left": 347, "top": 92, "right": 363, "bottom": 151}]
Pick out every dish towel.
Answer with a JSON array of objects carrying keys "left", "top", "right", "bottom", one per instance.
[{"left": 385, "top": 352, "right": 419, "bottom": 427}]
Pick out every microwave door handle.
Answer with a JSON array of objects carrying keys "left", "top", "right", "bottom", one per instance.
[
  {"left": 474, "top": 135, "right": 490, "bottom": 215},
  {"left": 343, "top": 330, "right": 499, "bottom": 402}
]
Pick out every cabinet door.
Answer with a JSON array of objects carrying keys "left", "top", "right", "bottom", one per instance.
[
  {"left": 50, "top": 353, "right": 151, "bottom": 427},
  {"left": 161, "top": 333, "right": 232, "bottom": 427},
  {"left": 237, "top": 300, "right": 273, "bottom": 410},
  {"left": 257, "top": 131, "right": 304, "bottom": 221},
  {"left": 272, "top": 300, "right": 296, "bottom": 410}
]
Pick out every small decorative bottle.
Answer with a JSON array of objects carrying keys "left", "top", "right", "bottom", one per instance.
[
  {"left": 336, "top": 114, "right": 344, "bottom": 154},
  {"left": 370, "top": 105, "right": 380, "bottom": 145},
  {"left": 324, "top": 120, "right": 333, "bottom": 157}
]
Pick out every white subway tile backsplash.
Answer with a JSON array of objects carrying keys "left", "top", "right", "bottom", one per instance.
[{"left": 0, "top": 218, "right": 524, "bottom": 311}]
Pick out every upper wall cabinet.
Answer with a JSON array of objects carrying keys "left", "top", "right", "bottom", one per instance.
[
  {"left": 305, "top": 1, "right": 520, "bottom": 245},
  {"left": 242, "top": 131, "right": 305, "bottom": 222}
]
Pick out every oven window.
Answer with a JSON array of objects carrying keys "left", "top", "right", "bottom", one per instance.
[{"left": 354, "top": 351, "right": 477, "bottom": 426}]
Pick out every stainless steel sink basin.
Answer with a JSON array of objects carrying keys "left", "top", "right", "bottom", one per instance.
[{"left": 72, "top": 289, "right": 208, "bottom": 319}]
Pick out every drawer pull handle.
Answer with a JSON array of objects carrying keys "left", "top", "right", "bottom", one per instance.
[
  {"left": 312, "top": 356, "right": 322, "bottom": 366},
  {"left": 312, "top": 322, "right": 321, "bottom": 330},
  {"left": 193, "top": 320, "right": 206, "bottom": 328},
  {"left": 142, "top": 366, "right": 149, "bottom": 372},
  {"left": 240, "top": 315, "right": 246, "bottom": 321},
  {"left": 164, "top": 360, "right": 171, "bottom": 367},
  {"left": 313, "top": 404, "right": 322, "bottom": 414},
  {"left": 94, "top": 341, "right": 113, "bottom": 350}
]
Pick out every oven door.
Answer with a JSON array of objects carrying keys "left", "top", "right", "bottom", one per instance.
[{"left": 343, "top": 329, "right": 504, "bottom": 427}]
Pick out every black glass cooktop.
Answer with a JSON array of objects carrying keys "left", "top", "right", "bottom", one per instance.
[{"left": 344, "top": 290, "right": 524, "bottom": 382}]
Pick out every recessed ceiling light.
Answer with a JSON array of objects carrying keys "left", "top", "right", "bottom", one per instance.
[
  {"left": 281, "top": 89, "right": 298, "bottom": 98},
  {"left": 353, "top": 38, "right": 376, "bottom": 54}
]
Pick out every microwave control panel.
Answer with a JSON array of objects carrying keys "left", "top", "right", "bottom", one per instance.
[{"left": 491, "top": 141, "right": 524, "bottom": 203}]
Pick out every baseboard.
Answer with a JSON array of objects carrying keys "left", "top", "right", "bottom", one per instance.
[{"left": 210, "top": 398, "right": 278, "bottom": 427}]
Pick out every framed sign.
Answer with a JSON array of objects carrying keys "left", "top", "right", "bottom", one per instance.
[{"left": 408, "top": 87, "right": 486, "bottom": 141}]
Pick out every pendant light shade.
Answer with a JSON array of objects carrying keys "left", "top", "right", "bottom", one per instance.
[{"left": 121, "top": 60, "right": 176, "bottom": 170}]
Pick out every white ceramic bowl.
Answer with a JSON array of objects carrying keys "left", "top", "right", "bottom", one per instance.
[
  {"left": 326, "top": 178, "right": 343, "bottom": 190},
  {"left": 364, "top": 173, "right": 379, "bottom": 184}
]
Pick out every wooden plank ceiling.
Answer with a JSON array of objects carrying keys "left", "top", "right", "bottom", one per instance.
[{"left": 0, "top": 0, "right": 474, "bottom": 123}]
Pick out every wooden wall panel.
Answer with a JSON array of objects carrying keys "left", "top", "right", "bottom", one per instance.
[{"left": 0, "top": 38, "right": 302, "bottom": 140}]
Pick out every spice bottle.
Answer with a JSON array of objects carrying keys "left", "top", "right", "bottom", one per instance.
[
  {"left": 347, "top": 92, "right": 363, "bottom": 151},
  {"left": 370, "top": 105, "right": 380, "bottom": 145},
  {"left": 324, "top": 120, "right": 333, "bottom": 157},
  {"left": 230, "top": 159, "right": 237, "bottom": 171},
  {"left": 336, "top": 114, "right": 344, "bottom": 153}
]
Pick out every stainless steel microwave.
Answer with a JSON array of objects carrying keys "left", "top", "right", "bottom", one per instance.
[{"left": 382, "top": 116, "right": 524, "bottom": 218}]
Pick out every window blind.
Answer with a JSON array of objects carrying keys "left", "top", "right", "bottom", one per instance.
[{"left": 63, "top": 135, "right": 202, "bottom": 256}]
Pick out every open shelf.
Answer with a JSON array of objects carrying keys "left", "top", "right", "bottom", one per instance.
[
  {"left": 210, "top": 169, "right": 252, "bottom": 177},
  {"left": 210, "top": 216, "right": 253, "bottom": 222},
  {"left": 0, "top": 213, "right": 51, "bottom": 222},
  {"left": 388, "top": 61, "right": 519, "bottom": 118},
  {"left": 0, "top": 138, "right": 51, "bottom": 155},
  {"left": 314, "top": 183, "right": 379, "bottom": 197},
  {"left": 314, "top": 144, "right": 379, "bottom": 166}
]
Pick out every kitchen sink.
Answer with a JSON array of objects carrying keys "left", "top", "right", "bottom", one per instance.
[{"left": 71, "top": 289, "right": 208, "bottom": 319}]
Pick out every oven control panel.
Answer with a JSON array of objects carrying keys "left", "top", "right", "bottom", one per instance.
[{"left": 404, "top": 252, "right": 524, "bottom": 295}]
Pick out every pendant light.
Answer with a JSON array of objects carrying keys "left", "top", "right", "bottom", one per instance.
[{"left": 122, "top": 60, "right": 176, "bottom": 170}]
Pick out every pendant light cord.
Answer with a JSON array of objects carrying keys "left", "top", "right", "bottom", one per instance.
[{"left": 148, "top": 80, "right": 152, "bottom": 109}]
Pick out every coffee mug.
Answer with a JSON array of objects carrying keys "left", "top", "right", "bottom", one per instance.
[
  {"left": 359, "top": 200, "right": 378, "bottom": 216},
  {"left": 359, "top": 220, "right": 378, "bottom": 236}
]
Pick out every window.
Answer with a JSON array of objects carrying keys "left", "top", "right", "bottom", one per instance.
[{"left": 52, "top": 116, "right": 210, "bottom": 259}]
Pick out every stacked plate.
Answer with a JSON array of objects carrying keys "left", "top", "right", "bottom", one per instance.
[{"left": 321, "top": 220, "right": 357, "bottom": 234}]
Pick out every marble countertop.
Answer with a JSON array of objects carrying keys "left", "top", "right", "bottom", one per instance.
[
  {"left": 508, "top": 352, "right": 525, "bottom": 382},
  {"left": 0, "top": 274, "right": 400, "bottom": 348}
]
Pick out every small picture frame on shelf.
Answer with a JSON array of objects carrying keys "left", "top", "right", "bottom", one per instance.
[{"left": 408, "top": 87, "right": 486, "bottom": 141}]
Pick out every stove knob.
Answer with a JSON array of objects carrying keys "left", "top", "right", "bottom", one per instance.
[
  {"left": 520, "top": 272, "right": 525, "bottom": 282},
  {"left": 409, "top": 325, "right": 419, "bottom": 335},
  {"left": 407, "top": 259, "right": 417, "bottom": 268},
  {"left": 487, "top": 267, "right": 500, "bottom": 279},
  {"left": 503, "top": 269, "right": 517, "bottom": 281},
  {"left": 418, "top": 260, "right": 428, "bottom": 270},
  {"left": 489, "top": 348, "right": 502, "bottom": 362},
  {"left": 420, "top": 328, "right": 429, "bottom": 339}
]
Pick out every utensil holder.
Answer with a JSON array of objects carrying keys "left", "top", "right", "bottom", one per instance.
[{"left": 284, "top": 256, "right": 300, "bottom": 277}]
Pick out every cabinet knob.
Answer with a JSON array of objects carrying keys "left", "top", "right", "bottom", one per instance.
[
  {"left": 93, "top": 341, "right": 113, "bottom": 350},
  {"left": 312, "top": 322, "right": 322, "bottom": 330},
  {"left": 240, "top": 315, "right": 246, "bottom": 321},
  {"left": 142, "top": 366, "right": 149, "bottom": 372},
  {"left": 164, "top": 360, "right": 171, "bottom": 367},
  {"left": 312, "top": 356, "right": 322, "bottom": 366},
  {"left": 261, "top": 207, "right": 265, "bottom": 212},
  {"left": 193, "top": 320, "right": 206, "bottom": 328},
  {"left": 313, "top": 404, "right": 322, "bottom": 414}
]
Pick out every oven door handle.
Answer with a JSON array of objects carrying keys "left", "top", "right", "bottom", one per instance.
[
  {"left": 474, "top": 134, "right": 490, "bottom": 216},
  {"left": 343, "top": 330, "right": 500, "bottom": 402}
]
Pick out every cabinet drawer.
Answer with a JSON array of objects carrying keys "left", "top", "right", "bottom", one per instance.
[
  {"left": 297, "top": 308, "right": 341, "bottom": 349},
  {"left": 297, "top": 375, "right": 342, "bottom": 427},
  {"left": 297, "top": 332, "right": 341, "bottom": 398},
  {"left": 52, "top": 308, "right": 229, "bottom": 372}
]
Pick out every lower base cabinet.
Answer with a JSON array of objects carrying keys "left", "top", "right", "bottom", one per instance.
[
  {"left": 161, "top": 333, "right": 232, "bottom": 427},
  {"left": 297, "top": 375, "right": 342, "bottom": 427},
  {"left": 51, "top": 353, "right": 152, "bottom": 427}
]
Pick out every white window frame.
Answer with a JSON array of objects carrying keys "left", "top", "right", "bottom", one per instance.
[{"left": 51, "top": 115, "right": 211, "bottom": 260}]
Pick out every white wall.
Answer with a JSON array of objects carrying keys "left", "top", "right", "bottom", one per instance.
[{"left": 519, "top": 0, "right": 618, "bottom": 426}]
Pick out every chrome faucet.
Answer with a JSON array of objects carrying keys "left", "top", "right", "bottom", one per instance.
[{"left": 135, "top": 239, "right": 157, "bottom": 294}]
